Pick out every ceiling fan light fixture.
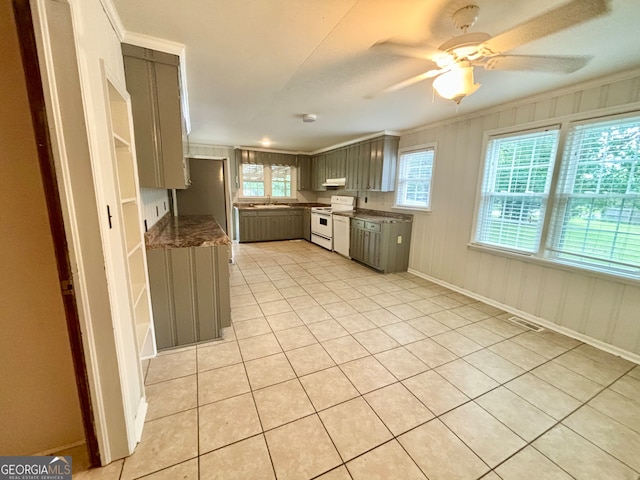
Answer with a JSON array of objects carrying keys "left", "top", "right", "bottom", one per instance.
[{"left": 432, "top": 65, "right": 480, "bottom": 104}]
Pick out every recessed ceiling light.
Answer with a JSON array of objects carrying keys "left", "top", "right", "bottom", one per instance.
[
  {"left": 302, "top": 114, "right": 317, "bottom": 123},
  {"left": 260, "top": 138, "right": 271, "bottom": 147}
]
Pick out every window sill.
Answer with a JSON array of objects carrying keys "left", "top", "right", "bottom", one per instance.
[
  {"left": 467, "top": 243, "right": 640, "bottom": 287},
  {"left": 392, "top": 205, "right": 431, "bottom": 214}
]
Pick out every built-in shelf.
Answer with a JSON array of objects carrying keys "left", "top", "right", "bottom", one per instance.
[{"left": 106, "top": 77, "right": 156, "bottom": 359}]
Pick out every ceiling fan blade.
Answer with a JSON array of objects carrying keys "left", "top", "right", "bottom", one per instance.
[
  {"left": 483, "top": 55, "right": 592, "bottom": 73},
  {"left": 365, "top": 69, "right": 445, "bottom": 99},
  {"left": 481, "top": 0, "right": 610, "bottom": 55},
  {"left": 371, "top": 40, "right": 442, "bottom": 62}
]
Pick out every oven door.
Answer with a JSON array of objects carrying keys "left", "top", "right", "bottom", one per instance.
[{"left": 311, "top": 212, "right": 333, "bottom": 238}]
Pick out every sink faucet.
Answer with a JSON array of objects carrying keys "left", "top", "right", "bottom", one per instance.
[{"left": 266, "top": 194, "right": 271, "bottom": 204}]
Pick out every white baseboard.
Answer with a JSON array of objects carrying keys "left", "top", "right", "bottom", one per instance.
[
  {"left": 133, "top": 398, "right": 148, "bottom": 446},
  {"left": 32, "top": 439, "right": 86, "bottom": 457},
  {"left": 408, "top": 268, "right": 640, "bottom": 366}
]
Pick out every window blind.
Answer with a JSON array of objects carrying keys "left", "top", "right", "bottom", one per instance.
[
  {"left": 475, "top": 128, "right": 559, "bottom": 253},
  {"left": 395, "top": 148, "right": 435, "bottom": 209},
  {"left": 546, "top": 115, "right": 640, "bottom": 273}
]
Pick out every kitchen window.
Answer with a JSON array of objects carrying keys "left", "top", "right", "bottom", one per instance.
[
  {"left": 394, "top": 146, "right": 435, "bottom": 210},
  {"left": 240, "top": 164, "right": 296, "bottom": 198},
  {"left": 474, "top": 111, "right": 640, "bottom": 279}
]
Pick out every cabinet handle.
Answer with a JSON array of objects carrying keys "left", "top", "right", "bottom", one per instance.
[{"left": 107, "top": 205, "right": 113, "bottom": 229}]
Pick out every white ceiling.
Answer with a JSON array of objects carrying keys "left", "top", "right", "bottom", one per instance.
[{"left": 111, "top": 0, "right": 640, "bottom": 152}]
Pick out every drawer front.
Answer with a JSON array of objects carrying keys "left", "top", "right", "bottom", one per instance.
[
  {"left": 352, "top": 219, "right": 366, "bottom": 229},
  {"left": 365, "top": 221, "right": 381, "bottom": 233}
]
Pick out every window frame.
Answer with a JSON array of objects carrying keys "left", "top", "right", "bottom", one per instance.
[
  {"left": 471, "top": 110, "right": 640, "bottom": 281},
  {"left": 472, "top": 125, "right": 561, "bottom": 255},
  {"left": 239, "top": 163, "right": 297, "bottom": 199},
  {"left": 393, "top": 143, "right": 437, "bottom": 212}
]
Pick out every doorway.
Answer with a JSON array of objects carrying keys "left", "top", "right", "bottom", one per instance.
[{"left": 176, "top": 158, "right": 231, "bottom": 234}]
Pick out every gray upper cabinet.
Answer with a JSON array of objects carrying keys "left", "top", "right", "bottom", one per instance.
[
  {"left": 122, "top": 44, "right": 189, "bottom": 189},
  {"left": 309, "top": 135, "right": 399, "bottom": 192},
  {"left": 311, "top": 154, "right": 327, "bottom": 191},
  {"left": 297, "top": 154, "right": 312, "bottom": 191}
]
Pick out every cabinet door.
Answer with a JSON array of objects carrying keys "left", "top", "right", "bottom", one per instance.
[
  {"left": 146, "top": 249, "right": 173, "bottom": 349},
  {"left": 238, "top": 213, "right": 258, "bottom": 242},
  {"left": 124, "top": 56, "right": 160, "bottom": 187},
  {"left": 364, "top": 230, "right": 382, "bottom": 268},
  {"left": 297, "top": 155, "right": 311, "bottom": 191},
  {"left": 302, "top": 208, "right": 311, "bottom": 241},
  {"left": 333, "top": 149, "right": 346, "bottom": 179},
  {"left": 345, "top": 145, "right": 359, "bottom": 190},
  {"left": 358, "top": 141, "right": 372, "bottom": 190},
  {"left": 154, "top": 61, "right": 187, "bottom": 189},
  {"left": 367, "top": 137, "right": 384, "bottom": 191},
  {"left": 287, "top": 212, "right": 303, "bottom": 239},
  {"left": 311, "top": 156, "right": 325, "bottom": 191},
  {"left": 350, "top": 226, "right": 366, "bottom": 262}
]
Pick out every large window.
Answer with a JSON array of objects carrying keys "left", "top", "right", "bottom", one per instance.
[
  {"left": 546, "top": 115, "right": 640, "bottom": 275},
  {"left": 474, "top": 112, "right": 640, "bottom": 279},
  {"left": 395, "top": 147, "right": 435, "bottom": 209},
  {"left": 475, "top": 128, "right": 559, "bottom": 253},
  {"left": 240, "top": 164, "right": 295, "bottom": 198}
]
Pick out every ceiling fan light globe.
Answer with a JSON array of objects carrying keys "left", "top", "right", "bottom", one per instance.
[{"left": 433, "top": 66, "right": 480, "bottom": 103}]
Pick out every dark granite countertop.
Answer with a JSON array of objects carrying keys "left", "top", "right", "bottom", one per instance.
[
  {"left": 234, "top": 202, "right": 329, "bottom": 210},
  {"left": 145, "top": 214, "right": 231, "bottom": 249},
  {"left": 333, "top": 209, "right": 413, "bottom": 223}
]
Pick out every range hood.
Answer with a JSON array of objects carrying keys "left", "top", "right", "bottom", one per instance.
[{"left": 322, "top": 177, "right": 346, "bottom": 188}]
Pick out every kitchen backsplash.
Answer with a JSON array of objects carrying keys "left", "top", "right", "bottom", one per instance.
[{"left": 315, "top": 190, "right": 396, "bottom": 212}]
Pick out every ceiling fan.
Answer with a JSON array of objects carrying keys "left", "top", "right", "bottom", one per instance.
[{"left": 371, "top": 0, "right": 610, "bottom": 104}]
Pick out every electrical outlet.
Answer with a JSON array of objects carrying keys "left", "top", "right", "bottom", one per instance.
[{"left": 397, "top": 235, "right": 402, "bottom": 244}]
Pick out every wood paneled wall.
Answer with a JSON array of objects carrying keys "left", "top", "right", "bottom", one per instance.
[{"left": 401, "top": 70, "right": 640, "bottom": 359}]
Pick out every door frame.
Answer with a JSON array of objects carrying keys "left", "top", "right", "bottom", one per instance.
[
  {"left": 184, "top": 155, "right": 234, "bottom": 238},
  {"left": 12, "top": 0, "right": 100, "bottom": 467}
]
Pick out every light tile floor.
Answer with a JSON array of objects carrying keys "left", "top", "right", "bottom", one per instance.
[{"left": 77, "top": 240, "right": 640, "bottom": 480}]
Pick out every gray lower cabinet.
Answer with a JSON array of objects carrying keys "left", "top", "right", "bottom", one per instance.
[
  {"left": 350, "top": 218, "right": 412, "bottom": 273},
  {"left": 236, "top": 208, "right": 304, "bottom": 242},
  {"left": 146, "top": 245, "right": 231, "bottom": 349}
]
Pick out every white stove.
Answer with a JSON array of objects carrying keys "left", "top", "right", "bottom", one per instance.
[{"left": 311, "top": 196, "right": 355, "bottom": 250}]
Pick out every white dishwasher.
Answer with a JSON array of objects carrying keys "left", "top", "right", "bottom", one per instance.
[{"left": 332, "top": 215, "right": 351, "bottom": 258}]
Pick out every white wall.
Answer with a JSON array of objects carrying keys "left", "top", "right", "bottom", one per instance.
[{"left": 401, "top": 69, "right": 640, "bottom": 359}]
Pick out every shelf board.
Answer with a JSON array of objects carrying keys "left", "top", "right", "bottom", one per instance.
[
  {"left": 135, "top": 321, "right": 150, "bottom": 353},
  {"left": 121, "top": 196, "right": 137, "bottom": 205},
  {"left": 133, "top": 283, "right": 146, "bottom": 308},
  {"left": 128, "top": 241, "right": 143, "bottom": 259},
  {"left": 131, "top": 280, "right": 145, "bottom": 304},
  {"left": 112, "top": 132, "right": 130, "bottom": 148}
]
